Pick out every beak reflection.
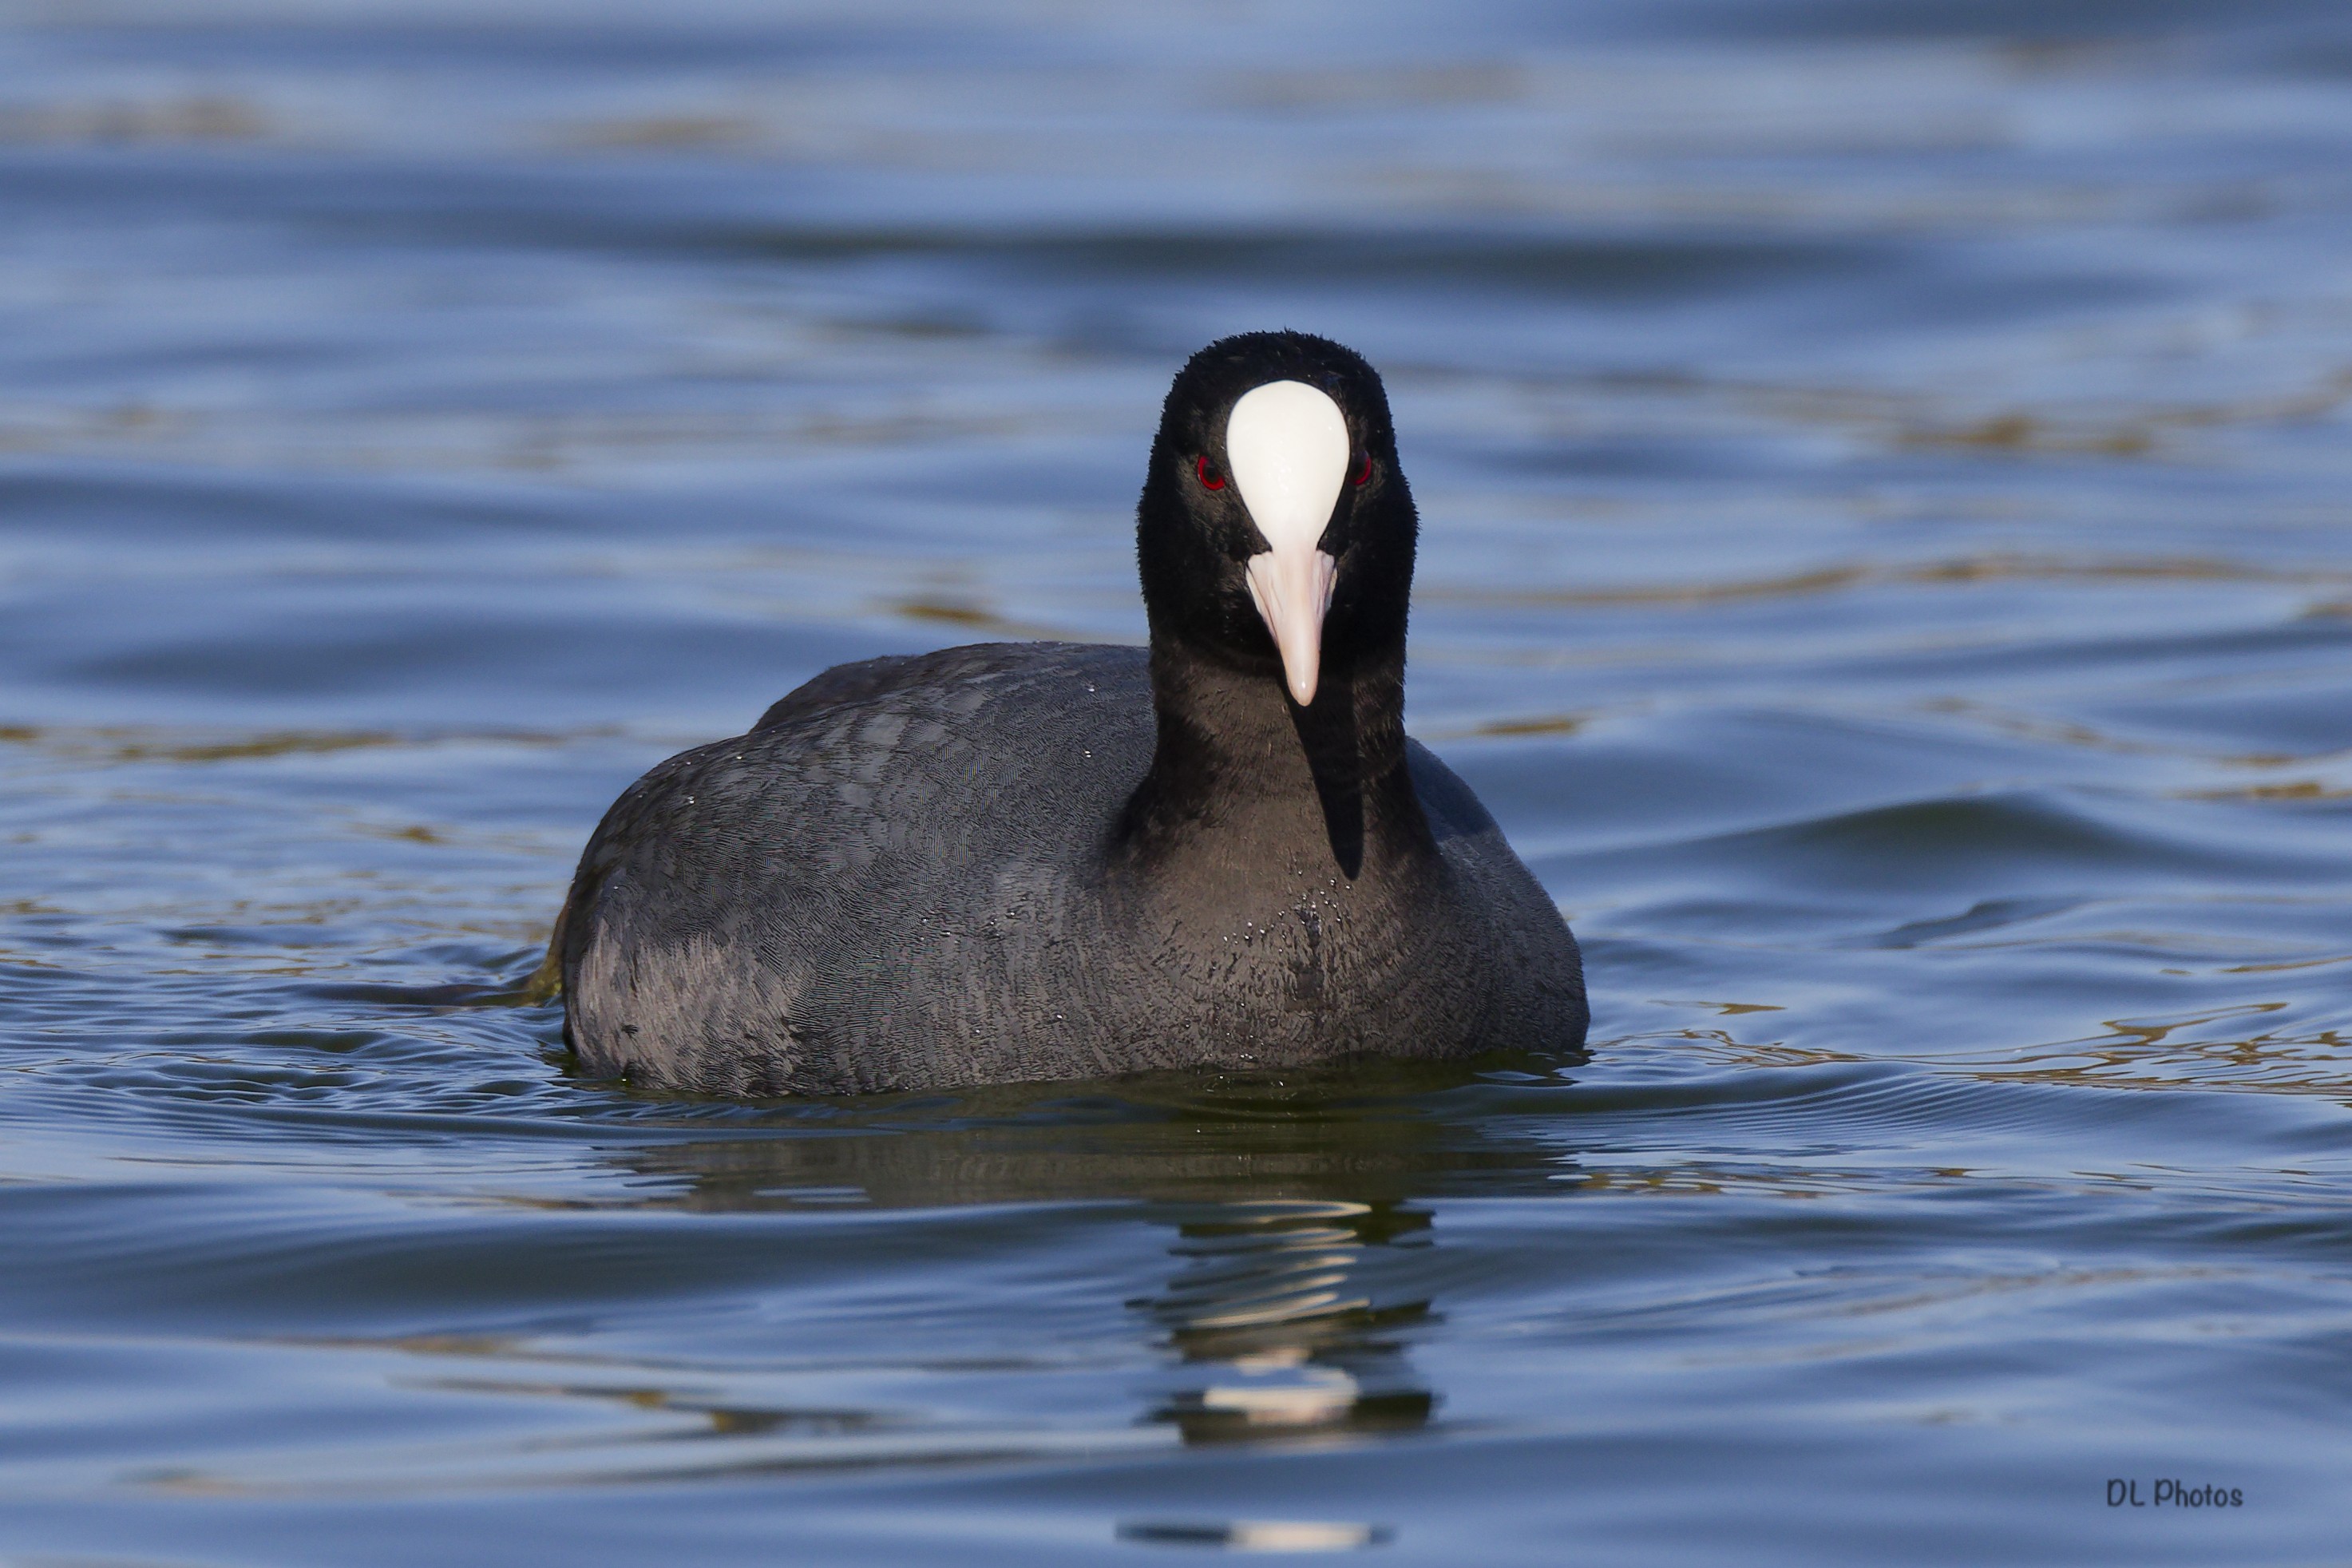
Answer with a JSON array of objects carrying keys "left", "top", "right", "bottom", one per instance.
[{"left": 1140, "top": 1198, "right": 1436, "bottom": 1446}]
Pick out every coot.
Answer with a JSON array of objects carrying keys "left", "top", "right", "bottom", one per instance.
[{"left": 547, "top": 331, "right": 1587, "bottom": 1094}]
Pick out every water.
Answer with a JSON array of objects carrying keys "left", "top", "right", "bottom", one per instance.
[{"left": 5, "top": 1, "right": 2352, "bottom": 1560}]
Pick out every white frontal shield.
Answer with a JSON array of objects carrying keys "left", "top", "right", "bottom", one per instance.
[{"left": 1225, "top": 380, "right": 1348, "bottom": 706}]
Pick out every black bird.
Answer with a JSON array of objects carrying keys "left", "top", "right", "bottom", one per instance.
[{"left": 546, "top": 331, "right": 1587, "bottom": 1095}]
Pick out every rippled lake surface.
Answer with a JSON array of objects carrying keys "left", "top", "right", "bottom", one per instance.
[{"left": 6, "top": 1, "right": 2352, "bottom": 1561}]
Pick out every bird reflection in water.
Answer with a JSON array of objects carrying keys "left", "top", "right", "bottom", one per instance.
[
  {"left": 1137, "top": 1198, "right": 1437, "bottom": 1445},
  {"left": 583, "top": 1057, "right": 1578, "bottom": 1463}
]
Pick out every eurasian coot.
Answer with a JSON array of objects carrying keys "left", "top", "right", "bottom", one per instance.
[{"left": 548, "top": 331, "right": 1587, "bottom": 1094}]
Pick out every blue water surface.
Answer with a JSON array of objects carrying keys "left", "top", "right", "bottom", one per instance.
[{"left": 4, "top": 2, "right": 2352, "bottom": 1562}]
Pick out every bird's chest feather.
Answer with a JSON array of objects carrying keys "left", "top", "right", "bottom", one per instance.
[{"left": 1104, "top": 848, "right": 1452, "bottom": 1029}]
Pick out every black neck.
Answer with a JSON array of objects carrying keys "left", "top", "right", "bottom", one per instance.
[{"left": 1116, "top": 639, "right": 1431, "bottom": 882}]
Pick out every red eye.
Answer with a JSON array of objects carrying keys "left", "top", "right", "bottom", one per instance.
[
  {"left": 1353, "top": 452, "right": 1372, "bottom": 486},
  {"left": 1196, "top": 454, "right": 1225, "bottom": 491}
]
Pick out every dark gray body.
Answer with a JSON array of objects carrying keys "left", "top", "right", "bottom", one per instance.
[{"left": 559, "top": 642, "right": 1586, "bottom": 1095}]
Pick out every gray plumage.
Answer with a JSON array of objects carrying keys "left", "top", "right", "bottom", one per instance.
[
  {"left": 558, "top": 643, "right": 1583, "bottom": 1094},
  {"left": 553, "top": 332, "right": 1588, "bottom": 1095}
]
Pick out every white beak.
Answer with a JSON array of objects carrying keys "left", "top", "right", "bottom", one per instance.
[{"left": 1225, "top": 379, "right": 1349, "bottom": 706}]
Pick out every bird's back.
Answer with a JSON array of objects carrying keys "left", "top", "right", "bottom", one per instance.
[
  {"left": 560, "top": 640, "right": 1584, "bottom": 1095},
  {"left": 560, "top": 643, "right": 1157, "bottom": 1093}
]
